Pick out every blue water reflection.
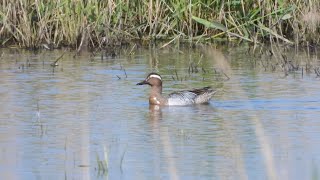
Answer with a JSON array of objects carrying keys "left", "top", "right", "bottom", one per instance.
[{"left": 0, "top": 47, "right": 319, "bottom": 180}]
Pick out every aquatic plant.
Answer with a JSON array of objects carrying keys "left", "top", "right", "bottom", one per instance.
[
  {"left": 0, "top": 0, "right": 319, "bottom": 48},
  {"left": 96, "top": 147, "right": 109, "bottom": 176}
]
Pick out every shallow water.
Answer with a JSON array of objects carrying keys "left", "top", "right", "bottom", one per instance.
[{"left": 0, "top": 46, "right": 319, "bottom": 180}]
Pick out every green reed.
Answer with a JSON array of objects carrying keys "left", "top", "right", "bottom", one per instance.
[{"left": 0, "top": 0, "right": 319, "bottom": 48}]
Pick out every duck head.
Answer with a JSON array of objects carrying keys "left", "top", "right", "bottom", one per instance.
[{"left": 136, "top": 73, "right": 162, "bottom": 87}]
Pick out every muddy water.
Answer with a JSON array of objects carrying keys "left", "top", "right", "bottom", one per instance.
[{"left": 0, "top": 46, "right": 319, "bottom": 180}]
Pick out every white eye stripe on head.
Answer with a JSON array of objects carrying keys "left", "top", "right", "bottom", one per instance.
[{"left": 148, "top": 74, "right": 162, "bottom": 80}]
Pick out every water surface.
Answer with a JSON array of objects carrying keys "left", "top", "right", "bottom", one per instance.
[{"left": 0, "top": 46, "right": 319, "bottom": 180}]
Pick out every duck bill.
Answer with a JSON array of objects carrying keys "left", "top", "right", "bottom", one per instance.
[{"left": 136, "top": 80, "right": 149, "bottom": 85}]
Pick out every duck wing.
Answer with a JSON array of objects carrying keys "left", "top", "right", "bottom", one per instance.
[
  {"left": 189, "top": 86, "right": 215, "bottom": 95},
  {"left": 192, "top": 87, "right": 217, "bottom": 104},
  {"left": 168, "top": 91, "right": 198, "bottom": 105},
  {"left": 167, "top": 87, "right": 216, "bottom": 105}
]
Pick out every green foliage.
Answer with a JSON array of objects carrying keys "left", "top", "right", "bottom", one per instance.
[
  {"left": 192, "top": 16, "right": 227, "bottom": 32},
  {"left": 0, "top": 0, "right": 319, "bottom": 48}
]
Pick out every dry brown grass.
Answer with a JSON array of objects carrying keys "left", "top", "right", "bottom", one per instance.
[{"left": 0, "top": 0, "right": 319, "bottom": 49}]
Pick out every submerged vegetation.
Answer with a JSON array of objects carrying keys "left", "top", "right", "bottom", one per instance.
[{"left": 1, "top": 0, "right": 320, "bottom": 49}]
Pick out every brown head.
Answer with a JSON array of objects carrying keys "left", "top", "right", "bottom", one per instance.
[
  {"left": 137, "top": 73, "right": 166, "bottom": 105},
  {"left": 136, "top": 73, "right": 162, "bottom": 88}
]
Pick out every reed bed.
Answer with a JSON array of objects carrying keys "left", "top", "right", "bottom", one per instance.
[{"left": 1, "top": 0, "right": 320, "bottom": 49}]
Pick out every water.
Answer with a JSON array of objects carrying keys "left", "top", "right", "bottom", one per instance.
[{"left": 0, "top": 46, "right": 319, "bottom": 180}]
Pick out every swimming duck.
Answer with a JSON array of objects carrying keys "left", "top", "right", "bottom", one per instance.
[{"left": 137, "top": 73, "right": 216, "bottom": 105}]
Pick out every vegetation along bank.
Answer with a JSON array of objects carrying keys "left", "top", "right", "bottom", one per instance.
[{"left": 1, "top": 0, "right": 320, "bottom": 49}]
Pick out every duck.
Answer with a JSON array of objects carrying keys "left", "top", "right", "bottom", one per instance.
[{"left": 137, "top": 72, "right": 216, "bottom": 106}]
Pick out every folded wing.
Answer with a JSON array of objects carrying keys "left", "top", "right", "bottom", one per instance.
[{"left": 168, "top": 87, "right": 216, "bottom": 105}]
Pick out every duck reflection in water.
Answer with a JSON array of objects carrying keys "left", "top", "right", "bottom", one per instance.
[{"left": 149, "top": 105, "right": 162, "bottom": 121}]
